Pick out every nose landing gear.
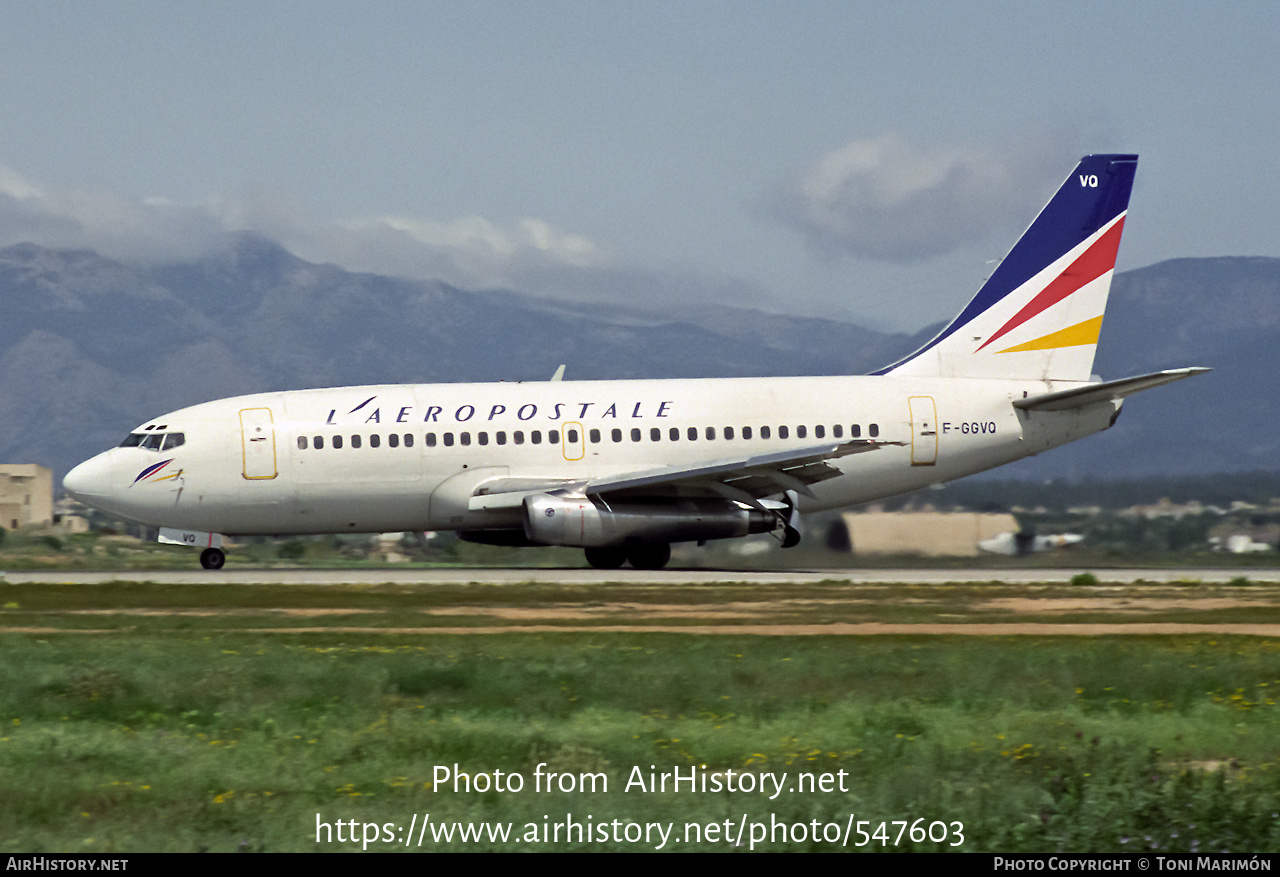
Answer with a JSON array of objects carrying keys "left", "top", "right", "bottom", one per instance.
[{"left": 199, "top": 547, "right": 226, "bottom": 570}]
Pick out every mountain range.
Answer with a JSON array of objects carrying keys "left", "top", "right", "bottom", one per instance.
[{"left": 0, "top": 235, "right": 1272, "bottom": 485}]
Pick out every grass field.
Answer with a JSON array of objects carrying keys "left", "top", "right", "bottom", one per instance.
[{"left": 1, "top": 575, "right": 1278, "bottom": 852}]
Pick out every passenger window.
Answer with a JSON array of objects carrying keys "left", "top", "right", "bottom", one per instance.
[
  {"left": 371, "top": 434, "right": 381, "bottom": 448},
  {"left": 514, "top": 431, "right": 525, "bottom": 445},
  {"left": 796, "top": 425, "right": 807, "bottom": 439},
  {"left": 162, "top": 433, "right": 185, "bottom": 450},
  {"left": 687, "top": 427, "right": 697, "bottom": 441},
  {"left": 314, "top": 435, "right": 324, "bottom": 449},
  {"left": 425, "top": 433, "right": 437, "bottom": 447},
  {"left": 612, "top": 429, "right": 623, "bottom": 443},
  {"left": 760, "top": 426, "right": 771, "bottom": 439},
  {"left": 631, "top": 428, "right": 641, "bottom": 442},
  {"left": 478, "top": 432, "right": 488, "bottom": 446},
  {"left": 351, "top": 435, "right": 362, "bottom": 449},
  {"left": 297, "top": 436, "right": 308, "bottom": 450},
  {"left": 388, "top": 434, "right": 398, "bottom": 448},
  {"left": 724, "top": 426, "right": 734, "bottom": 440},
  {"left": 669, "top": 427, "right": 680, "bottom": 441},
  {"left": 568, "top": 429, "right": 579, "bottom": 443},
  {"left": 814, "top": 425, "right": 824, "bottom": 439},
  {"left": 742, "top": 426, "right": 752, "bottom": 440},
  {"left": 548, "top": 430, "right": 559, "bottom": 444},
  {"left": 496, "top": 431, "right": 507, "bottom": 445},
  {"left": 851, "top": 424, "right": 861, "bottom": 438},
  {"left": 778, "top": 426, "right": 789, "bottom": 439},
  {"left": 532, "top": 431, "right": 542, "bottom": 445},
  {"left": 443, "top": 433, "right": 454, "bottom": 447},
  {"left": 650, "top": 427, "right": 661, "bottom": 441},
  {"left": 869, "top": 423, "right": 879, "bottom": 438},
  {"left": 589, "top": 429, "right": 601, "bottom": 443},
  {"left": 333, "top": 435, "right": 344, "bottom": 449},
  {"left": 706, "top": 427, "right": 715, "bottom": 440},
  {"left": 833, "top": 424, "right": 843, "bottom": 438},
  {"left": 460, "top": 433, "right": 471, "bottom": 446},
  {"left": 404, "top": 434, "right": 414, "bottom": 448}
]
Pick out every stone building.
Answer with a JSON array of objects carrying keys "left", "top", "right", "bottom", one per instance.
[
  {"left": 0, "top": 464, "right": 54, "bottom": 530},
  {"left": 839, "top": 510, "right": 1020, "bottom": 557}
]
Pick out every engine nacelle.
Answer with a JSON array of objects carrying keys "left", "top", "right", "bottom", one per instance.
[{"left": 522, "top": 493, "right": 775, "bottom": 548}]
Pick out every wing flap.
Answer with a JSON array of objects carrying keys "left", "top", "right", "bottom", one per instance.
[{"left": 584, "top": 439, "right": 894, "bottom": 497}]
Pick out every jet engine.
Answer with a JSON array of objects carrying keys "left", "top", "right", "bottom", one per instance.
[{"left": 522, "top": 493, "right": 775, "bottom": 548}]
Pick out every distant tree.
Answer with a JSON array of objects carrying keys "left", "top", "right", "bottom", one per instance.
[{"left": 277, "top": 539, "right": 307, "bottom": 560}]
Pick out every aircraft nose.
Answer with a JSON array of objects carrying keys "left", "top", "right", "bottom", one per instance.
[{"left": 63, "top": 453, "right": 117, "bottom": 503}]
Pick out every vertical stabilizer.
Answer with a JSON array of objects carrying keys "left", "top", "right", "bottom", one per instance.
[{"left": 879, "top": 154, "right": 1137, "bottom": 382}]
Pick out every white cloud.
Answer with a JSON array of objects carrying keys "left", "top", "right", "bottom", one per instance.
[
  {"left": 209, "top": 196, "right": 619, "bottom": 294},
  {"left": 0, "top": 165, "right": 232, "bottom": 262},
  {"left": 773, "top": 133, "right": 1079, "bottom": 262},
  {"left": 337, "top": 213, "right": 612, "bottom": 285},
  {"left": 0, "top": 164, "right": 618, "bottom": 297}
]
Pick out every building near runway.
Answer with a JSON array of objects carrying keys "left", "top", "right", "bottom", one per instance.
[
  {"left": 838, "top": 510, "right": 1019, "bottom": 557},
  {"left": 0, "top": 464, "right": 53, "bottom": 530}
]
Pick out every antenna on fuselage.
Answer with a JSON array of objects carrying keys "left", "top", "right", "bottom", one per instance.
[{"left": 549, "top": 364, "right": 566, "bottom": 381}]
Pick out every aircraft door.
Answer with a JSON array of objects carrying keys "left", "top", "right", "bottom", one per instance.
[
  {"left": 240, "top": 407, "right": 278, "bottom": 479},
  {"left": 562, "top": 421, "right": 585, "bottom": 462},
  {"left": 908, "top": 396, "right": 938, "bottom": 466}
]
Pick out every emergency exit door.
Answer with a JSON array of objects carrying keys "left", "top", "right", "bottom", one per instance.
[
  {"left": 561, "top": 421, "right": 586, "bottom": 461},
  {"left": 908, "top": 396, "right": 938, "bottom": 466},
  {"left": 239, "top": 407, "right": 278, "bottom": 479}
]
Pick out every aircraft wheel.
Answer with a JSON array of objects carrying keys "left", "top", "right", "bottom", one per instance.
[
  {"left": 584, "top": 546, "right": 628, "bottom": 569},
  {"left": 200, "top": 548, "right": 226, "bottom": 570},
  {"left": 627, "top": 542, "right": 671, "bottom": 570}
]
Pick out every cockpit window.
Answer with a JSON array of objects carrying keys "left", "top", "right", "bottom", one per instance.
[{"left": 122, "top": 431, "right": 184, "bottom": 451}]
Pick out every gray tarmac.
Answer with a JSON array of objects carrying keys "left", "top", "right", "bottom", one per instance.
[{"left": 5, "top": 567, "right": 1279, "bottom": 585}]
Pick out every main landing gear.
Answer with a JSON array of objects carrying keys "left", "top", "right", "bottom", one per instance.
[
  {"left": 200, "top": 547, "right": 226, "bottom": 570},
  {"left": 584, "top": 543, "right": 672, "bottom": 570}
]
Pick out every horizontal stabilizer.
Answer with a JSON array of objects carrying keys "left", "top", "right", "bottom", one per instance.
[{"left": 1013, "top": 368, "right": 1210, "bottom": 412}]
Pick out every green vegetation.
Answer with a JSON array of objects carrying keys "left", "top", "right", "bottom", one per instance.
[
  {"left": 931, "top": 471, "right": 1280, "bottom": 513},
  {"left": 1, "top": 577, "right": 1278, "bottom": 852}
]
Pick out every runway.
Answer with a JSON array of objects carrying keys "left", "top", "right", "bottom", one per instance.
[
  {"left": 5, "top": 566, "right": 1280, "bottom": 585},
  {"left": 4, "top": 566, "right": 1279, "bottom": 636}
]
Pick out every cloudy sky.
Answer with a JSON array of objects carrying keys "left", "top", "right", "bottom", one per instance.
[{"left": 1, "top": 2, "right": 1276, "bottom": 329}]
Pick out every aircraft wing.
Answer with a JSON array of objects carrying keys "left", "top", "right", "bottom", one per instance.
[{"left": 468, "top": 439, "right": 899, "bottom": 511}]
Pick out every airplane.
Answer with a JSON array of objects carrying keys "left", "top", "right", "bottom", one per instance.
[{"left": 63, "top": 153, "right": 1207, "bottom": 570}]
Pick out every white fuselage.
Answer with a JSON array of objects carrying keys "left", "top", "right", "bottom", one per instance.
[{"left": 64, "top": 374, "right": 1117, "bottom": 537}]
